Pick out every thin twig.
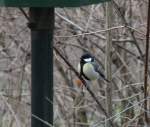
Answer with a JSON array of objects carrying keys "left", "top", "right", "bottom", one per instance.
[
  {"left": 55, "top": 25, "right": 125, "bottom": 38},
  {"left": 114, "top": 43, "right": 141, "bottom": 60},
  {"left": 105, "top": 2, "right": 113, "bottom": 127},
  {"left": 144, "top": 0, "right": 150, "bottom": 124},
  {"left": 32, "top": 114, "right": 53, "bottom": 127},
  {"left": 18, "top": 8, "right": 30, "bottom": 21},
  {"left": 55, "top": 11, "right": 84, "bottom": 31}
]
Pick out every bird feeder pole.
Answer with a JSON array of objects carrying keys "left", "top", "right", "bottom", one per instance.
[{"left": 28, "top": 8, "right": 54, "bottom": 127}]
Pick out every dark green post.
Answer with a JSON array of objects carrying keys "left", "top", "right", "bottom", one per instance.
[{"left": 28, "top": 8, "right": 54, "bottom": 127}]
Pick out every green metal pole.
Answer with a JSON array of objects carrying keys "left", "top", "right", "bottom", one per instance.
[{"left": 28, "top": 8, "right": 54, "bottom": 127}]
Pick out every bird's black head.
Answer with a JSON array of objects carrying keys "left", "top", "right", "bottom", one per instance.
[{"left": 80, "top": 53, "right": 94, "bottom": 63}]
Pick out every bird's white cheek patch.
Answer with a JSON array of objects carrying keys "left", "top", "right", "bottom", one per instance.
[{"left": 84, "top": 58, "right": 92, "bottom": 62}]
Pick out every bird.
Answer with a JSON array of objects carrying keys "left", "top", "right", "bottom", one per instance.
[{"left": 78, "top": 53, "right": 110, "bottom": 82}]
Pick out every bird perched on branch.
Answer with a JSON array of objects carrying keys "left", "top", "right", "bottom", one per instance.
[{"left": 78, "top": 53, "right": 110, "bottom": 82}]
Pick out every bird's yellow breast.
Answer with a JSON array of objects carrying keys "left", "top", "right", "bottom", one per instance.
[{"left": 83, "top": 63, "right": 99, "bottom": 80}]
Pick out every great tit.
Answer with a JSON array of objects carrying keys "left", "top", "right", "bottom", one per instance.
[{"left": 78, "top": 53, "right": 110, "bottom": 82}]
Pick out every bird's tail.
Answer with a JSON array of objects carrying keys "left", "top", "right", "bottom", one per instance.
[
  {"left": 103, "top": 77, "right": 110, "bottom": 83},
  {"left": 99, "top": 72, "right": 110, "bottom": 83}
]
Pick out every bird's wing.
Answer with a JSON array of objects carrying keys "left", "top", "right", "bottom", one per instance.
[{"left": 91, "top": 62, "right": 110, "bottom": 82}]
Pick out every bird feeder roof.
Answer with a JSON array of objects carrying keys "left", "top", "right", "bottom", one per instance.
[{"left": 0, "top": 0, "right": 111, "bottom": 7}]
